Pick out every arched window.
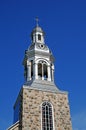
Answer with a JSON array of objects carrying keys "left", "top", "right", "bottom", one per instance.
[
  {"left": 42, "top": 102, "right": 53, "bottom": 130},
  {"left": 38, "top": 63, "right": 42, "bottom": 79},
  {"left": 38, "top": 34, "right": 41, "bottom": 40},
  {"left": 43, "top": 64, "right": 48, "bottom": 80}
]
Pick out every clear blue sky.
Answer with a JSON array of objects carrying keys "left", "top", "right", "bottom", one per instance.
[{"left": 0, "top": 0, "right": 86, "bottom": 130}]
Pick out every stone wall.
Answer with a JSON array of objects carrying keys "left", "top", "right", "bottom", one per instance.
[{"left": 21, "top": 87, "right": 72, "bottom": 130}]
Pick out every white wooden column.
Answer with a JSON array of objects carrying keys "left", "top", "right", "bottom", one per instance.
[
  {"left": 34, "top": 63, "right": 38, "bottom": 79},
  {"left": 47, "top": 65, "right": 51, "bottom": 81},
  {"left": 27, "top": 62, "right": 31, "bottom": 81},
  {"left": 42, "top": 64, "right": 44, "bottom": 80},
  {"left": 51, "top": 65, "right": 54, "bottom": 82}
]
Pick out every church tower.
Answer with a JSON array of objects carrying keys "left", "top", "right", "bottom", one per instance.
[{"left": 7, "top": 21, "right": 72, "bottom": 130}]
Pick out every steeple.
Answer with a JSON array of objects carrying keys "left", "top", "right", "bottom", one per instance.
[
  {"left": 23, "top": 22, "right": 57, "bottom": 92},
  {"left": 7, "top": 21, "right": 72, "bottom": 130}
]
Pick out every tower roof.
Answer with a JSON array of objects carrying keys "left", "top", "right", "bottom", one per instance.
[{"left": 31, "top": 25, "right": 45, "bottom": 34}]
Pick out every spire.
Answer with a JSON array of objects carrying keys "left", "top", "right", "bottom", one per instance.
[{"left": 35, "top": 17, "right": 39, "bottom": 27}]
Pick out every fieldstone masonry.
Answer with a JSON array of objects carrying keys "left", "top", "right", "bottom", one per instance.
[{"left": 18, "top": 87, "right": 72, "bottom": 130}]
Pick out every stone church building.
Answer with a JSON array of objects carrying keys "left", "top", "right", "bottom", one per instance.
[{"left": 7, "top": 22, "right": 72, "bottom": 130}]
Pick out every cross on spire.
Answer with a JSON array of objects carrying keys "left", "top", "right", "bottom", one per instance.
[{"left": 35, "top": 17, "right": 39, "bottom": 27}]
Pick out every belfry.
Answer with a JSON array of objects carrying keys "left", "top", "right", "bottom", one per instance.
[{"left": 7, "top": 21, "right": 72, "bottom": 130}]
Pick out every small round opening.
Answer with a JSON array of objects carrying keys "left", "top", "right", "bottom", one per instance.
[{"left": 41, "top": 45, "right": 44, "bottom": 48}]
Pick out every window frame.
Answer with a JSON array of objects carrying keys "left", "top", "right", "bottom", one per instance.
[{"left": 41, "top": 101, "right": 55, "bottom": 130}]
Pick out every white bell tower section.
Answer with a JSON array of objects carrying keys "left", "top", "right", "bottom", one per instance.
[{"left": 23, "top": 21, "right": 55, "bottom": 84}]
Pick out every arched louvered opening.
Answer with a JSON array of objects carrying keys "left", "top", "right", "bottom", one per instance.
[
  {"left": 42, "top": 102, "right": 53, "bottom": 130},
  {"left": 38, "top": 63, "right": 42, "bottom": 79},
  {"left": 31, "top": 60, "right": 33, "bottom": 78},
  {"left": 43, "top": 64, "right": 48, "bottom": 80},
  {"left": 38, "top": 34, "right": 41, "bottom": 41}
]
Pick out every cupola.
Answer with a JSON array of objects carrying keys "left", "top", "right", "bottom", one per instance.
[{"left": 31, "top": 22, "right": 45, "bottom": 44}]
